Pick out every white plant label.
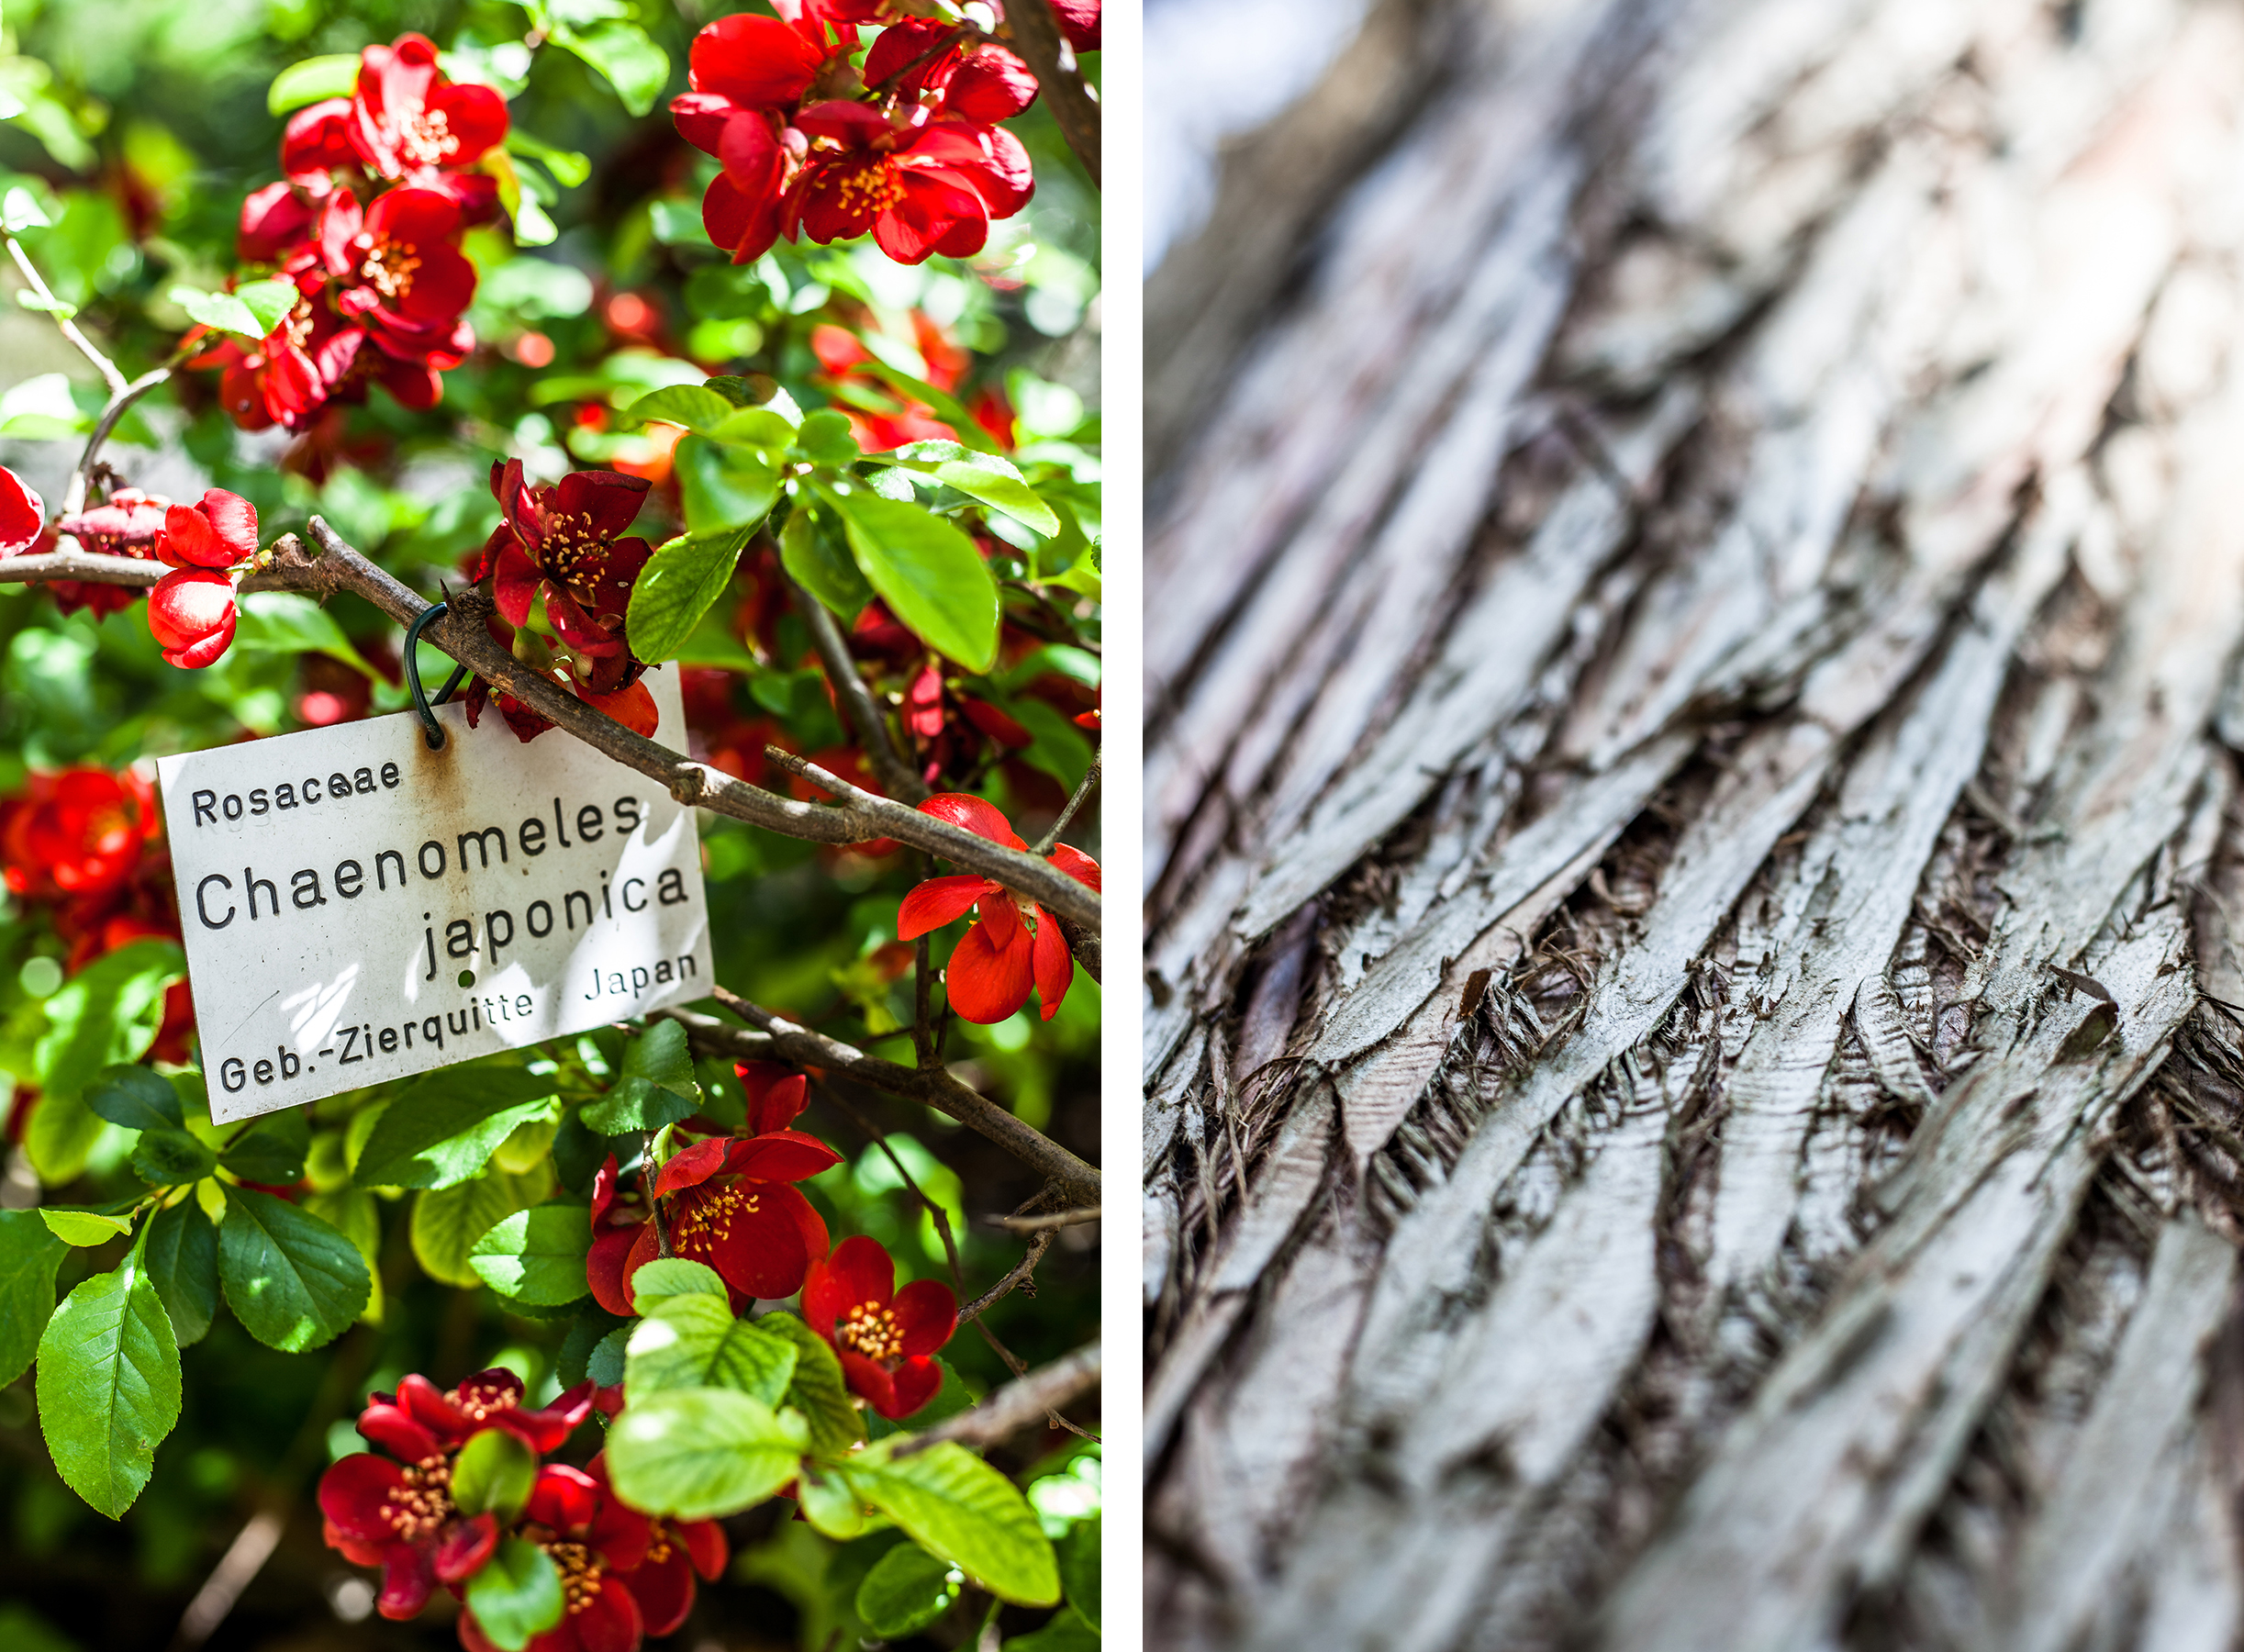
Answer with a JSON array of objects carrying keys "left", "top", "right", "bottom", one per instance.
[{"left": 156, "top": 666, "right": 710, "bottom": 1122}]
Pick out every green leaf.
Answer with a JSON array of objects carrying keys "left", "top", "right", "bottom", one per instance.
[
  {"left": 758, "top": 1311, "right": 861, "bottom": 1458},
  {"left": 2, "top": 184, "right": 53, "bottom": 231},
  {"left": 232, "top": 592, "right": 376, "bottom": 676},
  {"left": 1003, "top": 1607, "right": 1100, "bottom": 1651},
  {"left": 851, "top": 1443, "right": 1060, "bottom": 1605},
  {"left": 555, "top": 20, "right": 670, "bottom": 117},
  {"left": 856, "top": 1541, "right": 961, "bottom": 1639},
  {"left": 24, "top": 1088, "right": 103, "bottom": 1185},
  {"left": 353, "top": 1063, "right": 559, "bottom": 1189},
  {"left": 582, "top": 1022, "right": 701, "bottom": 1133},
  {"left": 669, "top": 598, "right": 761, "bottom": 671},
  {"left": 821, "top": 484, "right": 1000, "bottom": 671},
  {"left": 267, "top": 53, "right": 362, "bottom": 116},
  {"left": 1059, "top": 1513, "right": 1100, "bottom": 1631},
  {"left": 629, "top": 1256, "right": 726, "bottom": 1312},
  {"left": 781, "top": 503, "right": 876, "bottom": 619},
  {"left": 219, "top": 1108, "right": 308, "bottom": 1185},
  {"left": 463, "top": 1536, "right": 566, "bottom": 1652},
  {"left": 85, "top": 1066, "right": 182, "bottom": 1132},
  {"left": 16, "top": 291, "right": 76, "bottom": 318},
  {"left": 234, "top": 280, "right": 301, "bottom": 337},
  {"left": 626, "top": 526, "right": 750, "bottom": 663},
  {"left": 35, "top": 1245, "right": 182, "bottom": 1517},
  {"left": 508, "top": 128, "right": 593, "bottom": 189},
  {"left": 711, "top": 407, "right": 798, "bottom": 450},
  {"left": 218, "top": 1186, "right": 370, "bottom": 1352},
  {"left": 606, "top": 1388, "right": 807, "bottom": 1522},
  {"left": 33, "top": 941, "right": 183, "bottom": 1103},
  {"left": 621, "top": 385, "right": 739, "bottom": 435},
  {"left": 557, "top": 1306, "right": 630, "bottom": 1387},
  {"left": 411, "top": 1168, "right": 551, "bottom": 1288},
  {"left": 675, "top": 432, "right": 782, "bottom": 536},
  {"left": 889, "top": 442, "right": 1061, "bottom": 535},
  {"left": 469, "top": 1202, "right": 593, "bottom": 1305},
  {"left": 41, "top": 1209, "right": 134, "bottom": 1247},
  {"left": 452, "top": 1426, "right": 540, "bottom": 1523},
  {"left": 797, "top": 1461, "right": 868, "bottom": 1539},
  {"left": 141, "top": 1200, "right": 219, "bottom": 1348},
  {"left": 586, "top": 1325, "right": 631, "bottom": 1388},
  {"left": 794, "top": 409, "right": 859, "bottom": 465},
  {"left": 0, "top": 1209, "right": 67, "bottom": 1386},
  {"left": 130, "top": 1127, "right": 217, "bottom": 1186},
  {"left": 626, "top": 1295, "right": 798, "bottom": 1404}
]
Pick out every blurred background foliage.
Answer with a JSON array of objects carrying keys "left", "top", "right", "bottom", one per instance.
[{"left": 0, "top": 0, "right": 1101, "bottom": 1646}]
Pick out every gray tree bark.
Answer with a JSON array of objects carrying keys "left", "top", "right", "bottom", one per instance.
[{"left": 1143, "top": 2, "right": 2244, "bottom": 1648}]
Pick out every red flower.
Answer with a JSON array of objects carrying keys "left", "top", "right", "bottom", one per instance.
[
  {"left": 193, "top": 275, "right": 358, "bottom": 432},
  {"left": 238, "top": 179, "right": 321, "bottom": 268},
  {"left": 735, "top": 1061, "right": 809, "bottom": 1134},
  {"left": 801, "top": 1234, "right": 955, "bottom": 1419},
  {"left": 350, "top": 34, "right": 508, "bottom": 202},
  {"left": 280, "top": 98, "right": 362, "bottom": 191},
  {"left": 320, "top": 186, "right": 479, "bottom": 371},
  {"left": 678, "top": 12, "right": 854, "bottom": 117},
  {"left": 624, "top": 1129, "right": 841, "bottom": 1301},
  {"left": 147, "top": 570, "right": 240, "bottom": 669},
  {"left": 477, "top": 460, "right": 654, "bottom": 677},
  {"left": 783, "top": 102, "right": 1032, "bottom": 264},
  {"left": 895, "top": 795, "right": 1100, "bottom": 1023},
  {"left": 456, "top": 1459, "right": 652, "bottom": 1652},
  {"left": 318, "top": 1370, "right": 594, "bottom": 1622},
  {"left": 1053, "top": 0, "right": 1102, "bottom": 52},
  {"left": 154, "top": 489, "right": 258, "bottom": 570},
  {"left": 0, "top": 463, "right": 42, "bottom": 555},
  {"left": 860, "top": 20, "right": 1037, "bottom": 124},
  {"left": 0, "top": 768, "right": 159, "bottom": 899}
]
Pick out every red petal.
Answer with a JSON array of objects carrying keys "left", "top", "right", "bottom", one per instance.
[
  {"left": 795, "top": 100, "right": 893, "bottom": 144},
  {"left": 793, "top": 1185, "right": 831, "bottom": 1267},
  {"left": 654, "top": 1134, "right": 731, "bottom": 1199},
  {"left": 377, "top": 1541, "right": 435, "bottom": 1618},
  {"left": 587, "top": 1494, "right": 653, "bottom": 1575},
  {"left": 838, "top": 1348, "right": 901, "bottom": 1416},
  {"left": 1047, "top": 843, "right": 1102, "bottom": 892},
  {"left": 945, "top": 910, "right": 1033, "bottom": 1024},
  {"left": 874, "top": 173, "right": 985, "bottom": 265},
  {"left": 427, "top": 82, "right": 508, "bottom": 166},
  {"left": 157, "top": 504, "right": 229, "bottom": 569},
  {"left": 699, "top": 1186, "right": 813, "bottom": 1300},
  {"left": 701, "top": 170, "right": 781, "bottom": 264},
  {"left": 917, "top": 793, "right": 1025, "bottom": 850},
  {"left": 491, "top": 541, "right": 541, "bottom": 628},
  {"left": 1032, "top": 905, "right": 1074, "bottom": 1021},
  {"left": 396, "top": 1372, "right": 467, "bottom": 1437},
  {"left": 573, "top": 1571, "right": 643, "bottom": 1652},
  {"left": 943, "top": 45, "right": 1039, "bottom": 122},
  {"left": 0, "top": 464, "right": 47, "bottom": 555},
  {"left": 689, "top": 14, "right": 825, "bottom": 107},
  {"left": 740, "top": 1065, "right": 809, "bottom": 1135},
  {"left": 893, "top": 1278, "right": 957, "bottom": 1357},
  {"left": 433, "top": 1512, "right": 498, "bottom": 1583},
  {"left": 577, "top": 678, "right": 660, "bottom": 738},
  {"left": 624, "top": 1549, "right": 696, "bottom": 1637},
  {"left": 883, "top": 1356, "right": 943, "bottom": 1420},
  {"left": 318, "top": 1453, "right": 406, "bottom": 1542},
  {"left": 671, "top": 91, "right": 734, "bottom": 156},
  {"left": 718, "top": 110, "right": 782, "bottom": 196},
  {"left": 590, "top": 1153, "right": 620, "bottom": 1226},
  {"left": 356, "top": 1401, "right": 441, "bottom": 1462},
  {"left": 553, "top": 469, "right": 653, "bottom": 540},
  {"left": 528, "top": 1463, "right": 599, "bottom": 1535},
  {"left": 681, "top": 1519, "right": 729, "bottom": 1580},
  {"left": 897, "top": 875, "right": 996, "bottom": 940},
  {"left": 809, "top": 1234, "right": 895, "bottom": 1326},
  {"left": 147, "top": 568, "right": 236, "bottom": 647},
  {"left": 199, "top": 489, "right": 260, "bottom": 558},
  {"left": 161, "top": 609, "right": 239, "bottom": 671},
  {"left": 587, "top": 1224, "right": 640, "bottom": 1318},
  {"left": 724, "top": 1129, "right": 843, "bottom": 1184}
]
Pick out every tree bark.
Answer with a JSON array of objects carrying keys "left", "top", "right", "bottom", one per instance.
[{"left": 1144, "top": 2, "right": 2244, "bottom": 1648}]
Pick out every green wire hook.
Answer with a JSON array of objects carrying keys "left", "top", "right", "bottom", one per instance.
[{"left": 403, "top": 599, "right": 469, "bottom": 751}]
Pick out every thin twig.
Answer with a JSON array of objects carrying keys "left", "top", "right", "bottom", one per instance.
[
  {"left": 5, "top": 232, "right": 128, "bottom": 396},
  {"left": 67, "top": 349, "right": 193, "bottom": 515},
  {"left": 865, "top": 23, "right": 979, "bottom": 95},
  {"left": 1033, "top": 754, "right": 1100, "bottom": 854},
  {"left": 643, "top": 1129, "right": 674, "bottom": 1258},
  {"left": 785, "top": 570, "right": 926, "bottom": 801},
  {"left": 1001, "top": 0, "right": 1100, "bottom": 187},
  {"left": 959, "top": 1230, "right": 1052, "bottom": 1323},
  {"left": 894, "top": 1342, "right": 1100, "bottom": 1456},
  {"left": 813, "top": 1079, "right": 966, "bottom": 1291},
  {"left": 660, "top": 997, "right": 1100, "bottom": 1199},
  {"left": 987, "top": 1206, "right": 1100, "bottom": 1233}
]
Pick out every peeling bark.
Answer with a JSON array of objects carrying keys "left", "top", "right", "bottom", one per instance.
[{"left": 1144, "top": 1, "right": 2244, "bottom": 1646}]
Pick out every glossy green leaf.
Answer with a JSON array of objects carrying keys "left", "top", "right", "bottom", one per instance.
[
  {"left": 130, "top": 1127, "right": 217, "bottom": 1186},
  {"left": 463, "top": 1536, "right": 566, "bottom": 1651},
  {"left": 710, "top": 407, "right": 796, "bottom": 451},
  {"left": 821, "top": 484, "right": 1000, "bottom": 671},
  {"left": 675, "top": 432, "right": 781, "bottom": 536},
  {"left": 266, "top": 53, "right": 361, "bottom": 115},
  {"left": 1059, "top": 1513, "right": 1100, "bottom": 1630},
  {"left": 780, "top": 503, "right": 875, "bottom": 619},
  {"left": 218, "top": 1186, "right": 370, "bottom": 1352},
  {"left": 1002, "top": 1606, "right": 1100, "bottom": 1651},
  {"left": 452, "top": 1426, "right": 539, "bottom": 1523},
  {"left": 851, "top": 1443, "right": 1060, "bottom": 1605},
  {"left": 797, "top": 1461, "right": 867, "bottom": 1538},
  {"left": 0, "top": 1209, "right": 67, "bottom": 1386},
  {"left": 469, "top": 1202, "right": 593, "bottom": 1305},
  {"left": 353, "top": 1063, "right": 558, "bottom": 1189},
  {"left": 84, "top": 1066, "right": 182, "bottom": 1132},
  {"left": 582, "top": 1021, "right": 700, "bottom": 1133},
  {"left": 556, "top": 1306, "right": 630, "bottom": 1387},
  {"left": 625, "top": 1294, "right": 798, "bottom": 1404},
  {"left": 621, "top": 385, "right": 739, "bottom": 435},
  {"left": 41, "top": 1209, "right": 135, "bottom": 1247},
  {"left": 856, "top": 1541, "right": 960, "bottom": 1638},
  {"left": 794, "top": 409, "right": 858, "bottom": 464},
  {"left": 758, "top": 1311, "right": 861, "bottom": 1458},
  {"left": 586, "top": 1325, "right": 631, "bottom": 1388},
  {"left": 24, "top": 1088, "right": 103, "bottom": 1186},
  {"left": 232, "top": 280, "right": 300, "bottom": 338},
  {"left": 218, "top": 1108, "right": 308, "bottom": 1184},
  {"left": 555, "top": 21, "right": 670, "bottom": 117},
  {"left": 35, "top": 1245, "right": 182, "bottom": 1517},
  {"left": 411, "top": 1168, "right": 551, "bottom": 1289},
  {"left": 626, "top": 526, "right": 749, "bottom": 663},
  {"left": 889, "top": 441, "right": 1060, "bottom": 534},
  {"left": 629, "top": 1256, "right": 726, "bottom": 1312},
  {"left": 607, "top": 1388, "right": 808, "bottom": 1522},
  {"left": 232, "top": 592, "right": 377, "bottom": 675},
  {"left": 33, "top": 940, "right": 183, "bottom": 1103},
  {"left": 141, "top": 1200, "right": 219, "bottom": 1347}
]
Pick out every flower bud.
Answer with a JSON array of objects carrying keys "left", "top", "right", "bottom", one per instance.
[
  {"left": 147, "top": 568, "right": 239, "bottom": 669},
  {"left": 155, "top": 489, "right": 259, "bottom": 570},
  {"left": 0, "top": 463, "right": 44, "bottom": 557}
]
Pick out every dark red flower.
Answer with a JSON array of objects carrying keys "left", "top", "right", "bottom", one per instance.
[
  {"left": 477, "top": 460, "right": 654, "bottom": 670},
  {"left": 860, "top": 21, "right": 1037, "bottom": 124},
  {"left": 154, "top": 489, "right": 258, "bottom": 571},
  {"left": 238, "top": 180, "right": 321, "bottom": 268},
  {"left": 784, "top": 102, "right": 1032, "bottom": 264},
  {"left": 1052, "top": 0, "right": 1101, "bottom": 52},
  {"left": 734, "top": 1061, "right": 809, "bottom": 1134},
  {"left": 147, "top": 570, "right": 239, "bottom": 670},
  {"left": 281, "top": 99, "right": 362, "bottom": 190},
  {"left": 0, "top": 768, "right": 159, "bottom": 900},
  {"left": 192, "top": 274, "right": 359, "bottom": 432},
  {"left": 320, "top": 186, "right": 479, "bottom": 368},
  {"left": 0, "top": 463, "right": 43, "bottom": 556},
  {"left": 351, "top": 34, "right": 508, "bottom": 195},
  {"left": 895, "top": 795, "right": 1100, "bottom": 1023},
  {"left": 620, "top": 1128, "right": 841, "bottom": 1303},
  {"left": 318, "top": 1370, "right": 594, "bottom": 1623},
  {"left": 802, "top": 1234, "right": 955, "bottom": 1419}
]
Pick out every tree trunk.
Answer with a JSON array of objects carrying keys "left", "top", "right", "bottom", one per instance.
[{"left": 1142, "top": 2, "right": 2244, "bottom": 1648}]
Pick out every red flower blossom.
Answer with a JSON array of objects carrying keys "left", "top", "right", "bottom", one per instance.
[
  {"left": 624, "top": 1128, "right": 841, "bottom": 1301},
  {"left": 350, "top": 34, "right": 508, "bottom": 206},
  {"left": 860, "top": 20, "right": 1038, "bottom": 124},
  {"left": 154, "top": 489, "right": 258, "bottom": 570},
  {"left": 895, "top": 795, "right": 1100, "bottom": 1023},
  {"left": 238, "top": 179, "right": 321, "bottom": 268},
  {"left": 0, "top": 768, "right": 159, "bottom": 899},
  {"left": 320, "top": 186, "right": 480, "bottom": 370},
  {"left": 280, "top": 99, "right": 362, "bottom": 191},
  {"left": 676, "top": 12, "right": 856, "bottom": 122},
  {"left": 734, "top": 1060, "right": 809, "bottom": 1134},
  {"left": 802, "top": 1234, "right": 955, "bottom": 1419},
  {"left": 318, "top": 1370, "right": 595, "bottom": 1622},
  {"left": 147, "top": 570, "right": 240, "bottom": 669},
  {"left": 783, "top": 102, "right": 1032, "bottom": 264},
  {"left": 1053, "top": 0, "right": 1102, "bottom": 52},
  {"left": 477, "top": 460, "right": 654, "bottom": 679},
  {"left": 0, "top": 463, "right": 42, "bottom": 555},
  {"left": 455, "top": 1459, "right": 652, "bottom": 1652},
  {"left": 192, "top": 275, "right": 360, "bottom": 432}
]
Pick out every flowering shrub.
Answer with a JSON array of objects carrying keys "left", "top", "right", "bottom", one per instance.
[{"left": 0, "top": 5, "right": 1100, "bottom": 1645}]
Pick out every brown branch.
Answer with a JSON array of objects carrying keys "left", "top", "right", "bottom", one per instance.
[
  {"left": 959, "top": 1229, "right": 1052, "bottom": 1323},
  {"left": 1033, "top": 754, "right": 1100, "bottom": 855},
  {"left": 660, "top": 998, "right": 1100, "bottom": 1200},
  {"left": 0, "top": 548, "right": 165, "bottom": 586},
  {"left": 1003, "top": 0, "right": 1100, "bottom": 187},
  {"left": 988, "top": 1206, "right": 1100, "bottom": 1233},
  {"left": 894, "top": 1341, "right": 1100, "bottom": 1456},
  {"left": 786, "top": 571, "right": 926, "bottom": 802}
]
